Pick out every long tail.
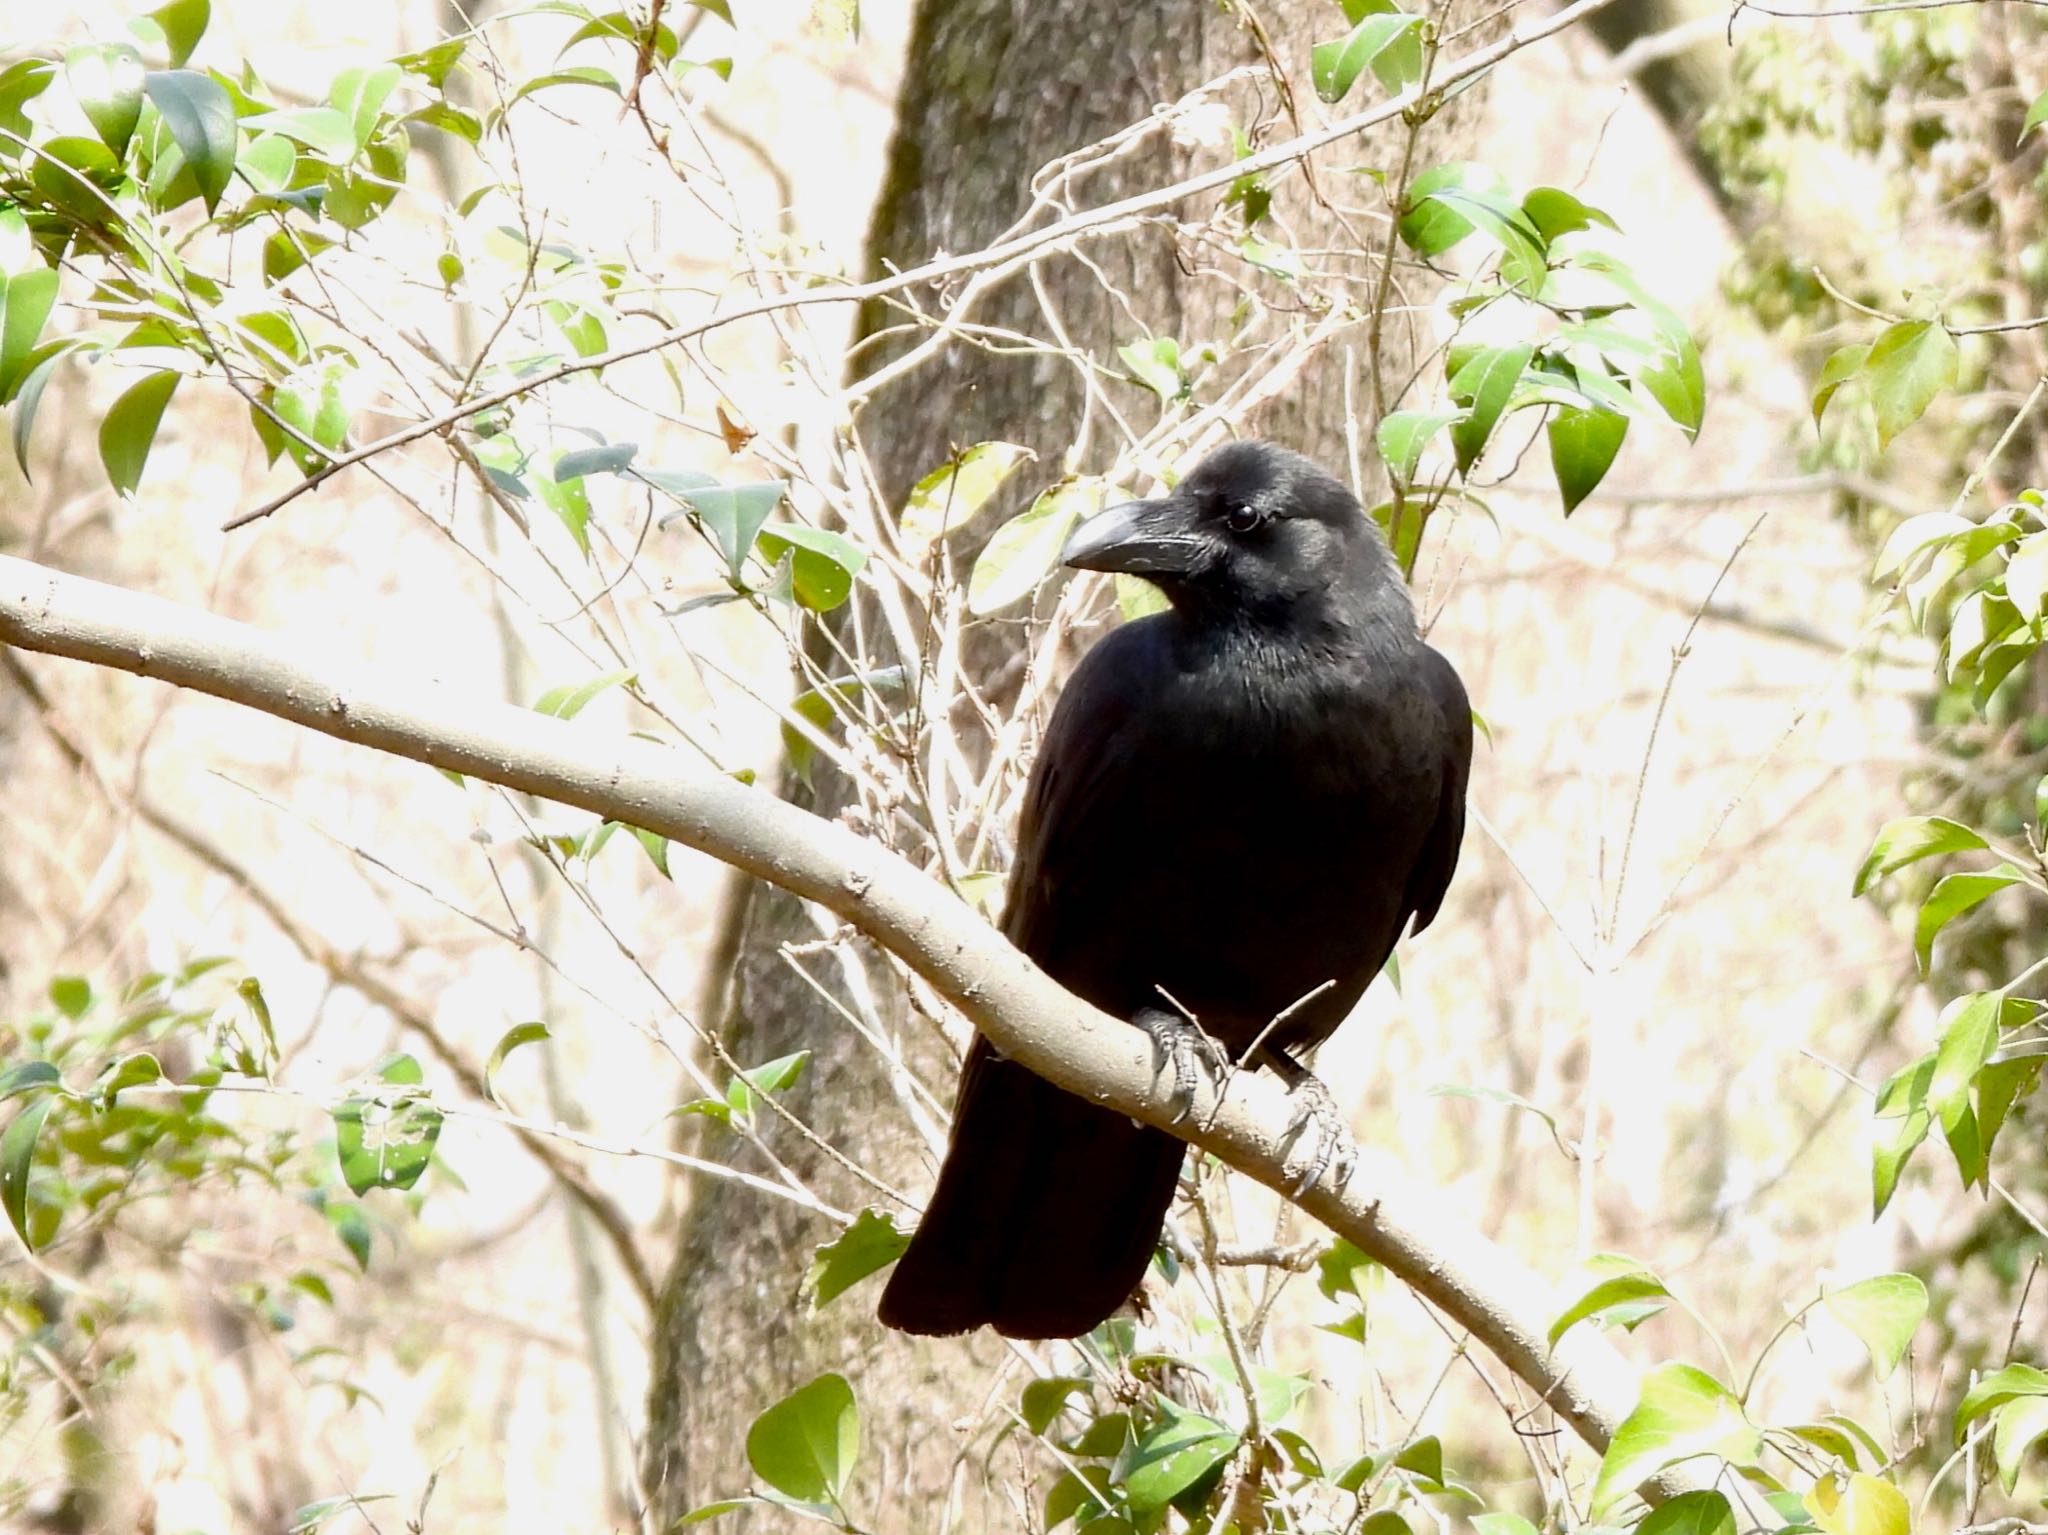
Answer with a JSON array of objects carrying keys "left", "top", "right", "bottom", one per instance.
[{"left": 878, "top": 1036, "right": 1187, "bottom": 1339}]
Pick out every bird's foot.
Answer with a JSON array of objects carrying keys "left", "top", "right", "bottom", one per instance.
[
  {"left": 1270, "top": 1058, "right": 1356, "bottom": 1197},
  {"left": 1135, "top": 1006, "right": 1228, "bottom": 1125}
]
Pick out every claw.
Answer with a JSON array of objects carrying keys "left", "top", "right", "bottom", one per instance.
[
  {"left": 1271, "top": 1058, "right": 1356, "bottom": 1196},
  {"left": 1135, "top": 1006, "right": 1227, "bottom": 1124}
]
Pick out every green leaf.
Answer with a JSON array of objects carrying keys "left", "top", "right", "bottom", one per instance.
[
  {"left": 1811, "top": 344, "right": 1869, "bottom": 432},
  {"left": 1804, "top": 1474, "right": 1908, "bottom": 1535},
  {"left": 1377, "top": 409, "right": 1463, "bottom": 481},
  {"left": 1237, "top": 233, "right": 1302, "bottom": 280},
  {"left": 1311, "top": 12, "right": 1424, "bottom": 102},
  {"left": 98, "top": 370, "right": 180, "bottom": 495},
  {"left": 1864, "top": 319, "right": 1957, "bottom": 450},
  {"left": 1871, "top": 1057, "right": 1933, "bottom": 1216},
  {"left": 395, "top": 35, "right": 468, "bottom": 87},
  {"left": 545, "top": 298, "right": 607, "bottom": 358},
  {"left": 1399, "top": 162, "right": 1510, "bottom": 256},
  {"left": 1821, "top": 1275, "right": 1926, "bottom": 1380},
  {"left": 1119, "top": 336, "right": 1186, "bottom": 401},
  {"left": 1872, "top": 511, "right": 1976, "bottom": 580},
  {"left": 746, "top": 1373, "right": 860, "bottom": 1505},
  {"left": 31, "top": 134, "right": 124, "bottom": 226},
  {"left": 0, "top": 1062, "right": 61, "bottom": 1103},
  {"left": 1548, "top": 405, "right": 1627, "bottom": 514},
  {"left": 1955, "top": 1362, "right": 2048, "bottom": 1438},
  {"left": 802, "top": 1208, "right": 909, "bottom": 1311},
  {"left": 1448, "top": 343, "right": 1535, "bottom": 473},
  {"left": 1, "top": 1099, "right": 54, "bottom": 1250},
  {"left": 1590, "top": 1363, "right": 1760, "bottom": 1518},
  {"left": 504, "top": 66, "right": 622, "bottom": 111},
  {"left": 8, "top": 342, "right": 68, "bottom": 477},
  {"left": 1421, "top": 187, "right": 1548, "bottom": 292},
  {"left": 406, "top": 102, "right": 481, "bottom": 146},
  {"left": 1316, "top": 1236, "right": 1377, "bottom": 1303},
  {"left": 1117, "top": 1401, "right": 1238, "bottom": 1513},
  {"left": 0, "top": 59, "right": 57, "bottom": 142},
  {"left": 142, "top": 70, "right": 236, "bottom": 213},
  {"left": 236, "top": 133, "right": 296, "bottom": 194},
  {"left": 727, "top": 1051, "right": 810, "bottom": 1121},
  {"left": 96, "top": 1051, "right": 163, "bottom": 1105},
  {"left": 1638, "top": 1490, "right": 1736, "bottom": 1535},
  {"left": 1928, "top": 991, "right": 2004, "bottom": 1125},
  {"left": 2023, "top": 85, "right": 2048, "bottom": 142},
  {"left": 1246, "top": 1366, "right": 1311, "bottom": 1427},
  {"left": 1853, "top": 816, "right": 1989, "bottom": 896},
  {"left": 289, "top": 1496, "right": 380, "bottom": 1535},
  {"left": 673, "top": 1499, "right": 754, "bottom": 1526},
  {"left": 901, "top": 440, "right": 1033, "bottom": 548},
  {"left": 324, "top": 1199, "right": 372, "bottom": 1269},
  {"left": 1523, "top": 186, "right": 1619, "bottom": 244},
  {"left": 1992, "top": 1394, "right": 2048, "bottom": 1492},
  {"left": 655, "top": 477, "right": 785, "bottom": 577},
  {"left": 1548, "top": 1260, "right": 1672, "bottom": 1347},
  {"left": 1914, "top": 865, "right": 2025, "bottom": 973},
  {"left": 562, "top": 11, "right": 682, "bottom": 61},
  {"left": 49, "top": 974, "right": 91, "bottom": 1018},
  {"left": 329, "top": 63, "right": 400, "bottom": 153},
  {"left": 1023, "top": 1377, "right": 1093, "bottom": 1437},
  {"left": 483, "top": 1021, "right": 549, "bottom": 1106},
  {"left": 1392, "top": 1434, "right": 1444, "bottom": 1487},
  {"left": 629, "top": 825, "right": 671, "bottom": 877},
  {"left": 1046, "top": 1466, "right": 1117, "bottom": 1529},
  {"left": 1785, "top": 1416, "right": 1887, "bottom": 1471},
  {"left": 269, "top": 359, "right": 352, "bottom": 470},
  {"left": 241, "top": 106, "right": 355, "bottom": 162},
  {"left": 556, "top": 442, "right": 638, "bottom": 480},
  {"left": 0, "top": 206, "right": 32, "bottom": 276},
  {"left": 755, "top": 525, "right": 867, "bottom": 611},
  {"left": 535, "top": 451, "right": 591, "bottom": 554},
  {"left": 332, "top": 1057, "right": 442, "bottom": 1196},
  {"left": 970, "top": 477, "right": 1103, "bottom": 613},
  {"left": 65, "top": 45, "right": 146, "bottom": 158},
  {"left": 533, "top": 668, "right": 635, "bottom": 720},
  {"left": 1566, "top": 249, "right": 1705, "bottom": 437},
  {"left": 1370, "top": 499, "right": 1423, "bottom": 576},
  {"left": 780, "top": 667, "right": 906, "bottom": 788},
  {"left": 1978, "top": 1053, "right": 2042, "bottom": 1159},
  {"left": 1471, "top": 1517, "right": 1538, "bottom": 1535},
  {"left": 145, "top": 0, "right": 211, "bottom": 67},
  {"left": 2004, "top": 531, "right": 2048, "bottom": 619},
  {"left": 1429, "top": 1082, "right": 1567, "bottom": 1152}
]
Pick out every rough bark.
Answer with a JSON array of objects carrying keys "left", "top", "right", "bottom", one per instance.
[{"left": 641, "top": 1, "right": 1502, "bottom": 1525}]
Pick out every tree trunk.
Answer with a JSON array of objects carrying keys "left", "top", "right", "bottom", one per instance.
[{"left": 641, "top": 2, "right": 1498, "bottom": 1525}]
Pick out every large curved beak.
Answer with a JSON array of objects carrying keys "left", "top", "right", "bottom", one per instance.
[{"left": 1060, "top": 497, "right": 1211, "bottom": 577}]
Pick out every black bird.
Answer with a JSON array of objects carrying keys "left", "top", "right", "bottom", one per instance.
[{"left": 878, "top": 440, "right": 1471, "bottom": 1339}]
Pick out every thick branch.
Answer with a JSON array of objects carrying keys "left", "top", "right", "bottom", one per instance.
[{"left": 0, "top": 552, "right": 1656, "bottom": 1471}]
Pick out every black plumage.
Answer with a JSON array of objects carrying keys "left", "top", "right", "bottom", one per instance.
[{"left": 878, "top": 440, "right": 1472, "bottom": 1339}]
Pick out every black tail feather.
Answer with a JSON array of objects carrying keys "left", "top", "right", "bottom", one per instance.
[{"left": 878, "top": 1037, "right": 1187, "bottom": 1339}]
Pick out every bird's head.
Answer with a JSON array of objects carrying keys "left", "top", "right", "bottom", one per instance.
[{"left": 1060, "top": 440, "right": 1405, "bottom": 630}]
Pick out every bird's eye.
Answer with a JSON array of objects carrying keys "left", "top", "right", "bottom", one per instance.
[{"left": 1224, "top": 503, "right": 1267, "bottom": 535}]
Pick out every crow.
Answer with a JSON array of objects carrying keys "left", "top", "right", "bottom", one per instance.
[{"left": 877, "top": 439, "right": 1471, "bottom": 1339}]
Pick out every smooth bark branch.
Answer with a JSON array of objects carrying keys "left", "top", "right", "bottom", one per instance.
[{"left": 0, "top": 551, "right": 1650, "bottom": 1463}]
